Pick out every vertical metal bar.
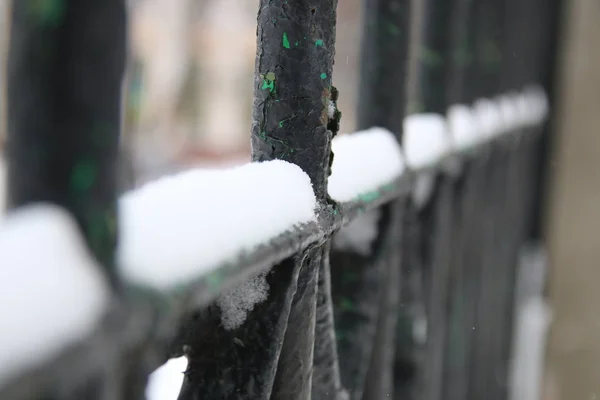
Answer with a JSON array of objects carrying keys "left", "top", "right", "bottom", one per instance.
[
  {"left": 252, "top": 2, "right": 338, "bottom": 399},
  {"left": 417, "top": 0, "right": 456, "bottom": 114},
  {"left": 462, "top": 1, "right": 507, "bottom": 399},
  {"left": 439, "top": 2, "right": 479, "bottom": 400},
  {"left": 329, "top": 0, "right": 411, "bottom": 398},
  {"left": 6, "top": 0, "right": 126, "bottom": 284},
  {"left": 421, "top": 177, "right": 455, "bottom": 400},
  {"left": 356, "top": 0, "right": 411, "bottom": 133},
  {"left": 177, "top": 256, "right": 305, "bottom": 400},
  {"left": 178, "top": 2, "right": 339, "bottom": 399},
  {"left": 412, "top": 1, "right": 464, "bottom": 399},
  {"left": 312, "top": 244, "right": 346, "bottom": 400},
  {"left": 363, "top": 203, "right": 404, "bottom": 399}
]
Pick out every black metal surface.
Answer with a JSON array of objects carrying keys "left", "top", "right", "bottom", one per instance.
[
  {"left": 418, "top": 0, "right": 457, "bottom": 113},
  {"left": 251, "top": 0, "right": 338, "bottom": 201},
  {"left": 6, "top": 0, "right": 126, "bottom": 284},
  {"left": 356, "top": 0, "right": 411, "bottom": 135}
]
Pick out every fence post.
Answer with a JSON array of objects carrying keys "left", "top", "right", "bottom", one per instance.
[
  {"left": 177, "top": 2, "right": 340, "bottom": 399},
  {"left": 251, "top": 2, "right": 340, "bottom": 398},
  {"left": 6, "top": 1, "right": 126, "bottom": 284}
]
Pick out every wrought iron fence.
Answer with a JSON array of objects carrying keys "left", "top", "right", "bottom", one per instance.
[{"left": 0, "top": 0, "right": 561, "bottom": 399}]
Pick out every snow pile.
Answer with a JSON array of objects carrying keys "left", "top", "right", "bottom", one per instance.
[
  {"left": 146, "top": 356, "right": 188, "bottom": 400},
  {"left": 328, "top": 127, "right": 404, "bottom": 203},
  {"left": 522, "top": 85, "right": 549, "bottom": 125},
  {"left": 0, "top": 204, "right": 108, "bottom": 387},
  {"left": 333, "top": 209, "right": 381, "bottom": 256},
  {"left": 403, "top": 113, "right": 451, "bottom": 168},
  {"left": 118, "top": 160, "right": 317, "bottom": 290},
  {"left": 217, "top": 271, "right": 270, "bottom": 330},
  {"left": 473, "top": 98, "right": 504, "bottom": 138},
  {"left": 496, "top": 94, "right": 522, "bottom": 133},
  {"left": 447, "top": 104, "right": 480, "bottom": 150}
]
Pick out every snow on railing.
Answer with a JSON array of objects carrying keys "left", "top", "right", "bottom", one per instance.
[
  {"left": 0, "top": 205, "right": 109, "bottom": 387},
  {"left": 117, "top": 160, "right": 317, "bottom": 290}
]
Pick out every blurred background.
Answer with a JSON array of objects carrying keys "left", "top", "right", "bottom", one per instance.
[
  {"left": 0, "top": 0, "right": 600, "bottom": 399},
  {"left": 121, "top": 0, "right": 363, "bottom": 183}
]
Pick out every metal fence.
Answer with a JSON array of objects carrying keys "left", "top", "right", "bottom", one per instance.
[{"left": 0, "top": 0, "right": 561, "bottom": 399}]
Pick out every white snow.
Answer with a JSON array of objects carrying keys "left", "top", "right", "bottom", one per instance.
[
  {"left": 473, "top": 98, "right": 504, "bottom": 138},
  {"left": 328, "top": 100, "right": 336, "bottom": 119},
  {"left": 523, "top": 85, "right": 549, "bottom": 125},
  {"left": 0, "top": 157, "right": 5, "bottom": 216},
  {"left": 146, "top": 356, "right": 188, "bottom": 400},
  {"left": 217, "top": 271, "right": 270, "bottom": 330},
  {"left": 328, "top": 127, "right": 404, "bottom": 203},
  {"left": 333, "top": 209, "right": 381, "bottom": 256},
  {"left": 447, "top": 104, "right": 480, "bottom": 150},
  {"left": 403, "top": 113, "right": 451, "bottom": 168},
  {"left": 118, "top": 160, "right": 317, "bottom": 290},
  {"left": 496, "top": 93, "right": 522, "bottom": 133},
  {"left": 0, "top": 204, "right": 109, "bottom": 387}
]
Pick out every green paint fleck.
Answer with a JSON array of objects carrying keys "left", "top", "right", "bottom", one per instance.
[
  {"left": 70, "top": 161, "right": 97, "bottom": 193},
  {"left": 315, "top": 39, "right": 324, "bottom": 47},
  {"left": 320, "top": 73, "right": 327, "bottom": 79},
  {"left": 278, "top": 121, "right": 285, "bottom": 128},
  {"left": 261, "top": 72, "right": 276, "bottom": 92},
  {"left": 282, "top": 32, "right": 291, "bottom": 49},
  {"left": 295, "top": 41, "right": 300, "bottom": 47},
  {"left": 357, "top": 191, "right": 380, "bottom": 203},
  {"left": 207, "top": 271, "right": 225, "bottom": 289},
  {"left": 28, "top": 0, "right": 66, "bottom": 27}
]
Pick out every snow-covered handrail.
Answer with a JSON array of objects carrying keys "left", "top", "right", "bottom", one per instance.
[
  {"left": 0, "top": 205, "right": 109, "bottom": 388},
  {"left": 0, "top": 0, "right": 557, "bottom": 395}
]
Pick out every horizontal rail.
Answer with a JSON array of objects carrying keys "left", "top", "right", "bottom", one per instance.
[
  {"left": 0, "top": 0, "right": 560, "bottom": 396},
  {"left": 0, "top": 96, "right": 546, "bottom": 397}
]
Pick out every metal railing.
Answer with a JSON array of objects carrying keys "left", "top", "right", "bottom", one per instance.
[{"left": 0, "top": 0, "right": 561, "bottom": 399}]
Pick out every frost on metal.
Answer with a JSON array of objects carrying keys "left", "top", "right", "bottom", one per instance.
[
  {"left": 0, "top": 205, "right": 108, "bottom": 386},
  {"left": 328, "top": 127, "right": 405, "bottom": 203},
  {"left": 117, "top": 160, "right": 317, "bottom": 290},
  {"left": 217, "top": 271, "right": 270, "bottom": 331}
]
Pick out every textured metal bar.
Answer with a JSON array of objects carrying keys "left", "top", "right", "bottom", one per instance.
[
  {"left": 254, "top": 2, "right": 338, "bottom": 399},
  {"left": 312, "top": 244, "right": 346, "bottom": 400},
  {"left": 6, "top": 0, "right": 126, "bottom": 284},
  {"left": 177, "top": 1, "right": 339, "bottom": 398},
  {"left": 177, "top": 257, "right": 302, "bottom": 399}
]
